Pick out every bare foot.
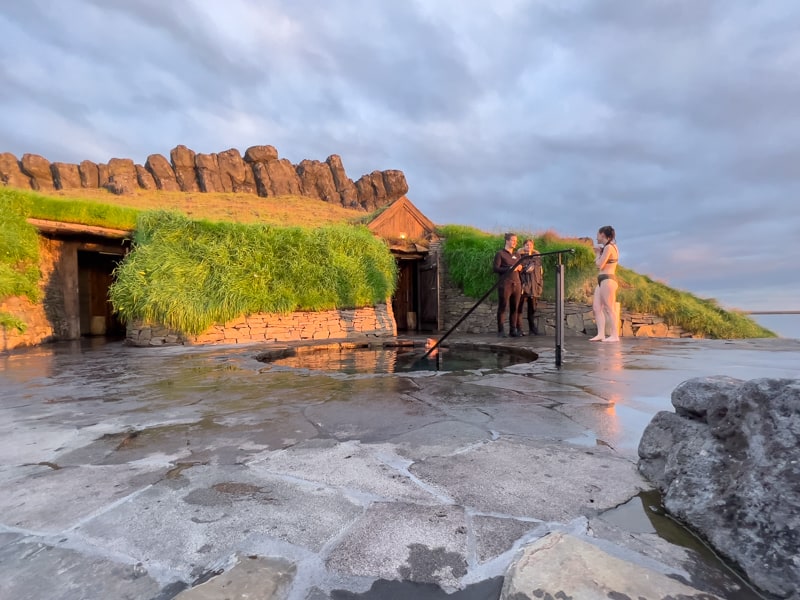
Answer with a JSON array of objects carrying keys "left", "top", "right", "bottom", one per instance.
[
  {"left": 588, "top": 335, "right": 605, "bottom": 342},
  {"left": 602, "top": 336, "right": 620, "bottom": 343}
]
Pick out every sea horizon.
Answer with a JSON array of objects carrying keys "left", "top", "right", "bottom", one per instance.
[{"left": 749, "top": 313, "right": 800, "bottom": 340}]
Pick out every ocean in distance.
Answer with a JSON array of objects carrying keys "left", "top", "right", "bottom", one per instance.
[{"left": 750, "top": 313, "right": 800, "bottom": 340}]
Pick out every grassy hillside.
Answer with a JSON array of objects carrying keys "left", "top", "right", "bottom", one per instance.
[
  {"left": 439, "top": 225, "right": 774, "bottom": 339},
  {"left": 31, "top": 186, "right": 367, "bottom": 228},
  {"left": 1, "top": 186, "right": 775, "bottom": 339},
  {"left": 0, "top": 190, "right": 41, "bottom": 331}
]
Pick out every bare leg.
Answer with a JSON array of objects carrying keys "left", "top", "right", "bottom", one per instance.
[
  {"left": 589, "top": 285, "right": 605, "bottom": 341},
  {"left": 601, "top": 280, "right": 620, "bottom": 342}
]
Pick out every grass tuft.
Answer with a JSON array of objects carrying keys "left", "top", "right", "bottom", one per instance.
[{"left": 109, "top": 211, "right": 397, "bottom": 335}]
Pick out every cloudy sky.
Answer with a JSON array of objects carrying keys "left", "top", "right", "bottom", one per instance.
[{"left": 2, "top": 1, "right": 799, "bottom": 311}]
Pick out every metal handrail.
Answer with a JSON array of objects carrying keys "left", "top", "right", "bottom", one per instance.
[{"left": 418, "top": 248, "right": 575, "bottom": 363}]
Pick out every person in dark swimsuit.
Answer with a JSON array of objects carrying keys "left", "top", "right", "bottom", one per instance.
[
  {"left": 590, "top": 225, "right": 620, "bottom": 342},
  {"left": 493, "top": 233, "right": 523, "bottom": 337}
]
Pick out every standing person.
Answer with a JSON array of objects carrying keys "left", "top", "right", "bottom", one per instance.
[
  {"left": 493, "top": 232, "right": 523, "bottom": 337},
  {"left": 590, "top": 225, "right": 620, "bottom": 342},
  {"left": 518, "top": 238, "right": 544, "bottom": 335}
]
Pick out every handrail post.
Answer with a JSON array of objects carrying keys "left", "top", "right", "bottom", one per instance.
[
  {"left": 418, "top": 248, "right": 575, "bottom": 367},
  {"left": 555, "top": 253, "right": 565, "bottom": 367}
]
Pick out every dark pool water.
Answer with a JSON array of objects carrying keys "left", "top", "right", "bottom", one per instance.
[{"left": 258, "top": 345, "right": 535, "bottom": 374}]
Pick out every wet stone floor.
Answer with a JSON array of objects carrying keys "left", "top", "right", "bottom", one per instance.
[{"left": 1, "top": 334, "right": 798, "bottom": 599}]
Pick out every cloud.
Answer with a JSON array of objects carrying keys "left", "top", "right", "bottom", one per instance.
[{"left": 1, "top": 1, "right": 798, "bottom": 310}]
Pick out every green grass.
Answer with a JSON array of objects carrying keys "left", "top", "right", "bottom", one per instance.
[
  {"left": 616, "top": 267, "right": 773, "bottom": 338},
  {"left": 439, "top": 225, "right": 595, "bottom": 300},
  {"left": 0, "top": 189, "right": 41, "bottom": 331},
  {"left": 109, "top": 211, "right": 397, "bottom": 335},
  {"left": 439, "top": 225, "right": 774, "bottom": 339},
  {"left": 3, "top": 188, "right": 141, "bottom": 229}
]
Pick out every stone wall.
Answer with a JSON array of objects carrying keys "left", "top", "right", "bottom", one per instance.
[
  {"left": 0, "top": 145, "right": 408, "bottom": 212},
  {"left": 438, "top": 252, "right": 696, "bottom": 338},
  {"left": 126, "top": 303, "right": 397, "bottom": 347}
]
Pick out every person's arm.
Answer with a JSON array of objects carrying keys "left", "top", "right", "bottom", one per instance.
[
  {"left": 493, "top": 251, "right": 505, "bottom": 274},
  {"left": 533, "top": 252, "right": 543, "bottom": 280},
  {"left": 595, "top": 245, "right": 612, "bottom": 269}
]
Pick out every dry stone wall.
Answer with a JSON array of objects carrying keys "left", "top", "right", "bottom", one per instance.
[
  {"left": 0, "top": 144, "right": 408, "bottom": 212},
  {"left": 126, "top": 303, "right": 397, "bottom": 347}
]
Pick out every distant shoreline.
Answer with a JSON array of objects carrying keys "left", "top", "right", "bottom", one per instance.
[
  {"left": 745, "top": 310, "right": 800, "bottom": 315},
  {"left": 748, "top": 313, "right": 800, "bottom": 340}
]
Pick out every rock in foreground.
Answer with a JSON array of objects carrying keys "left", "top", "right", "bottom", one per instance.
[
  {"left": 500, "top": 531, "right": 723, "bottom": 599},
  {"left": 638, "top": 376, "right": 800, "bottom": 599}
]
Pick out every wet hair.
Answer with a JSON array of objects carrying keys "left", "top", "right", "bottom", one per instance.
[
  {"left": 504, "top": 232, "right": 517, "bottom": 242},
  {"left": 598, "top": 226, "right": 615, "bottom": 242}
]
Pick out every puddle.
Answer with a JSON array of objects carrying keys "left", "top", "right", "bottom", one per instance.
[
  {"left": 331, "top": 576, "right": 504, "bottom": 599},
  {"left": 257, "top": 344, "right": 536, "bottom": 374},
  {"left": 600, "top": 490, "right": 768, "bottom": 599}
]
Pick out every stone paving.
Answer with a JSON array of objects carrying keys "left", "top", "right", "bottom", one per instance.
[{"left": 0, "top": 334, "right": 798, "bottom": 599}]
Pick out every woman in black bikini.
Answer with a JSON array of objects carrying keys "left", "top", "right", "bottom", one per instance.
[{"left": 590, "top": 225, "right": 620, "bottom": 342}]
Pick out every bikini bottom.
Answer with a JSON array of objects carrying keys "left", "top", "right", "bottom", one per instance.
[{"left": 597, "top": 273, "right": 617, "bottom": 285}]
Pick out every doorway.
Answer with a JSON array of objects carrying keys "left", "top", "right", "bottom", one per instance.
[
  {"left": 78, "top": 251, "right": 125, "bottom": 337},
  {"left": 391, "top": 255, "right": 439, "bottom": 333}
]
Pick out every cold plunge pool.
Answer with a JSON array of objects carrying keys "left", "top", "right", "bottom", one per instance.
[{"left": 254, "top": 340, "right": 539, "bottom": 374}]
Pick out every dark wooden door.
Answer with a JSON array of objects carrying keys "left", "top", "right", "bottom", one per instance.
[
  {"left": 418, "top": 254, "right": 439, "bottom": 332},
  {"left": 392, "top": 261, "right": 415, "bottom": 331}
]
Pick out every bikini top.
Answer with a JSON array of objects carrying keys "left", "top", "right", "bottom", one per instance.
[{"left": 604, "top": 242, "right": 618, "bottom": 264}]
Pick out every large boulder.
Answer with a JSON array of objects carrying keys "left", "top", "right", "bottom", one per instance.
[
  {"left": 78, "top": 160, "right": 100, "bottom": 188},
  {"left": 170, "top": 145, "right": 200, "bottom": 192},
  {"left": 382, "top": 168, "right": 409, "bottom": 199},
  {"left": 252, "top": 158, "right": 303, "bottom": 197},
  {"left": 50, "top": 162, "right": 82, "bottom": 190},
  {"left": 97, "top": 163, "right": 110, "bottom": 188},
  {"left": 244, "top": 145, "right": 279, "bottom": 163},
  {"left": 195, "top": 153, "right": 223, "bottom": 193},
  {"left": 500, "top": 531, "right": 724, "bottom": 599},
  {"left": 354, "top": 169, "right": 407, "bottom": 211},
  {"left": 20, "top": 153, "right": 55, "bottom": 191},
  {"left": 296, "top": 159, "right": 339, "bottom": 203},
  {"left": 106, "top": 158, "right": 138, "bottom": 195},
  {"left": 145, "top": 154, "right": 180, "bottom": 191},
  {"left": 326, "top": 154, "right": 359, "bottom": 208},
  {"left": 638, "top": 376, "right": 800, "bottom": 599},
  {"left": 355, "top": 170, "right": 387, "bottom": 211},
  {"left": 0, "top": 152, "right": 31, "bottom": 188},
  {"left": 216, "top": 148, "right": 256, "bottom": 194},
  {"left": 135, "top": 165, "right": 157, "bottom": 190}
]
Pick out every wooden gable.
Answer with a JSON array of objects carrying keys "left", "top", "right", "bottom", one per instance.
[{"left": 367, "top": 196, "right": 437, "bottom": 243}]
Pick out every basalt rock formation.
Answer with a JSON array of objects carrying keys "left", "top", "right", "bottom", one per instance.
[
  {"left": 0, "top": 144, "right": 408, "bottom": 211},
  {"left": 638, "top": 376, "right": 800, "bottom": 599}
]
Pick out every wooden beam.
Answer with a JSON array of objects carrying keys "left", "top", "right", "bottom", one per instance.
[
  {"left": 77, "top": 241, "right": 129, "bottom": 255},
  {"left": 27, "top": 218, "right": 132, "bottom": 239}
]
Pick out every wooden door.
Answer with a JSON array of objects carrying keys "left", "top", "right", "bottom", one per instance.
[
  {"left": 418, "top": 254, "right": 439, "bottom": 332},
  {"left": 392, "top": 261, "right": 415, "bottom": 331}
]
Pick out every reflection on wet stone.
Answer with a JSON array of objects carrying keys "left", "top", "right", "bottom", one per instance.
[{"left": 2, "top": 337, "right": 797, "bottom": 598}]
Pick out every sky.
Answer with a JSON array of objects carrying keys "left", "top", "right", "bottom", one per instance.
[{"left": 1, "top": 1, "right": 799, "bottom": 312}]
